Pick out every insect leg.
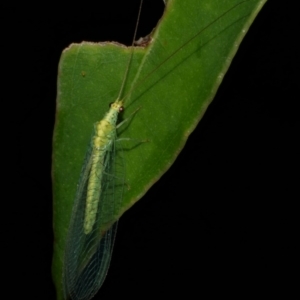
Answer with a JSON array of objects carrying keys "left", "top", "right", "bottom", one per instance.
[{"left": 116, "top": 106, "right": 141, "bottom": 129}]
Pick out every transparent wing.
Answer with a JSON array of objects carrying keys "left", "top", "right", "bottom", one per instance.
[{"left": 63, "top": 129, "right": 125, "bottom": 300}]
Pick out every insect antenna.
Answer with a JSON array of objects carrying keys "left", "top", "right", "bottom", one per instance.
[
  {"left": 121, "top": 0, "right": 250, "bottom": 104},
  {"left": 117, "top": 0, "right": 144, "bottom": 102}
]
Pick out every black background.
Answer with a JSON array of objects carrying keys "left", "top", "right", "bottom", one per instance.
[{"left": 4, "top": 0, "right": 298, "bottom": 299}]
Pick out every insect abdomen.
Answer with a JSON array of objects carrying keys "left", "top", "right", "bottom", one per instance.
[{"left": 84, "top": 118, "right": 116, "bottom": 234}]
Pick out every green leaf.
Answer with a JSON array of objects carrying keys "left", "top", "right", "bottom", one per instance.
[{"left": 52, "top": 0, "right": 267, "bottom": 298}]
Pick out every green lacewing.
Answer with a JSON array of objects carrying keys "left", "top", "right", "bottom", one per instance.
[{"left": 62, "top": 1, "right": 257, "bottom": 299}]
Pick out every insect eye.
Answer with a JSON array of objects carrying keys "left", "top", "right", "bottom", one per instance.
[{"left": 119, "top": 106, "right": 124, "bottom": 112}]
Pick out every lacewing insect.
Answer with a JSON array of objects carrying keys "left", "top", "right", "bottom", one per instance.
[
  {"left": 61, "top": 0, "right": 259, "bottom": 299},
  {"left": 63, "top": 3, "right": 144, "bottom": 299}
]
